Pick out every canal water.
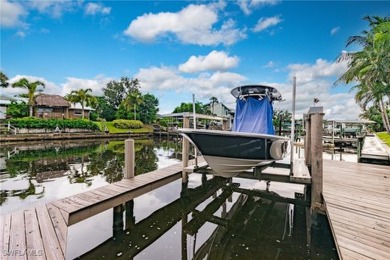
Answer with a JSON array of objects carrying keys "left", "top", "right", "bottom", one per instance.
[{"left": 0, "top": 138, "right": 340, "bottom": 259}]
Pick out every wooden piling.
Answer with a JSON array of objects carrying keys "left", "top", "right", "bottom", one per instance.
[
  {"left": 304, "top": 113, "right": 311, "bottom": 166},
  {"left": 124, "top": 139, "right": 135, "bottom": 179},
  {"left": 182, "top": 116, "right": 190, "bottom": 183},
  {"left": 307, "top": 107, "right": 324, "bottom": 212}
]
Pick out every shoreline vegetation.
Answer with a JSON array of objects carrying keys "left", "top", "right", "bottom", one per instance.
[{"left": 377, "top": 132, "right": 390, "bottom": 146}]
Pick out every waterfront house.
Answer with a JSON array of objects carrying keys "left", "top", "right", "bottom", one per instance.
[
  {"left": 34, "top": 94, "right": 70, "bottom": 119},
  {"left": 206, "top": 101, "right": 235, "bottom": 129},
  {"left": 34, "top": 94, "right": 93, "bottom": 119}
]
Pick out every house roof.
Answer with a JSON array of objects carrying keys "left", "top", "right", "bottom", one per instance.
[{"left": 35, "top": 94, "right": 70, "bottom": 107}]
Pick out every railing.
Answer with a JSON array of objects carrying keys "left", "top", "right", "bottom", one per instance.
[{"left": 7, "top": 122, "right": 17, "bottom": 135}]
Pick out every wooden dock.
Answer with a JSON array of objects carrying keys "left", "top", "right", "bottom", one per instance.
[
  {"left": 360, "top": 134, "right": 390, "bottom": 164},
  {"left": 323, "top": 159, "right": 390, "bottom": 259},
  {"left": 0, "top": 162, "right": 185, "bottom": 259},
  {"left": 1, "top": 156, "right": 389, "bottom": 259}
]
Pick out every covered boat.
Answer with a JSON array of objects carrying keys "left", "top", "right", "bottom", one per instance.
[{"left": 179, "top": 85, "right": 289, "bottom": 177}]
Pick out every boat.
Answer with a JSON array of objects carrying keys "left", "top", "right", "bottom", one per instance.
[{"left": 178, "top": 85, "right": 289, "bottom": 178}]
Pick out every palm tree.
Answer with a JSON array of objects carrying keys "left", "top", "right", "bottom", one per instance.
[
  {"left": 0, "top": 71, "right": 9, "bottom": 88},
  {"left": 123, "top": 91, "right": 143, "bottom": 120},
  {"left": 66, "top": 88, "right": 97, "bottom": 119},
  {"left": 335, "top": 16, "right": 390, "bottom": 133},
  {"left": 12, "top": 78, "right": 45, "bottom": 117},
  {"left": 209, "top": 96, "right": 219, "bottom": 115}
]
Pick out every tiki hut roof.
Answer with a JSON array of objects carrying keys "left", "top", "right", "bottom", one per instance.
[{"left": 35, "top": 94, "right": 70, "bottom": 107}]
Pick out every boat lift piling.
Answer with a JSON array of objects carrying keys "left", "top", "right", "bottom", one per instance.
[
  {"left": 290, "top": 76, "right": 296, "bottom": 175},
  {"left": 304, "top": 107, "right": 325, "bottom": 212}
]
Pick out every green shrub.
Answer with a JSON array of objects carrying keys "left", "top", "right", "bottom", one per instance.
[
  {"left": 112, "top": 119, "right": 143, "bottom": 129},
  {"left": 8, "top": 118, "right": 100, "bottom": 131}
]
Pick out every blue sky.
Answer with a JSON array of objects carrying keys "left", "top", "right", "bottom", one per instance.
[{"left": 1, "top": 0, "right": 389, "bottom": 119}]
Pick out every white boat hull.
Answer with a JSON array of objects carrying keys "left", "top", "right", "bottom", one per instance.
[{"left": 203, "top": 155, "right": 274, "bottom": 178}]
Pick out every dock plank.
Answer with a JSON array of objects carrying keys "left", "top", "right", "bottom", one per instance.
[
  {"left": 323, "top": 159, "right": 390, "bottom": 260},
  {"left": 24, "top": 209, "right": 45, "bottom": 260},
  {"left": 46, "top": 204, "right": 68, "bottom": 255},
  {"left": 9, "top": 210, "right": 26, "bottom": 260},
  {"left": 0, "top": 214, "right": 11, "bottom": 257},
  {"left": 35, "top": 205, "right": 64, "bottom": 260}
]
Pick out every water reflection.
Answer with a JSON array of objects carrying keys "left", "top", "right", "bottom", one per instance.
[
  {"left": 77, "top": 175, "right": 337, "bottom": 260},
  {"left": 0, "top": 138, "right": 181, "bottom": 214}
]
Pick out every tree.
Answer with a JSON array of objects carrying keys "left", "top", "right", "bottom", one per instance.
[
  {"left": 273, "top": 109, "right": 292, "bottom": 135},
  {"left": 209, "top": 96, "right": 219, "bottom": 115},
  {"left": 12, "top": 78, "right": 45, "bottom": 117},
  {"left": 0, "top": 71, "right": 9, "bottom": 88},
  {"left": 138, "top": 93, "right": 159, "bottom": 124},
  {"left": 172, "top": 102, "right": 208, "bottom": 114},
  {"left": 6, "top": 101, "right": 28, "bottom": 118},
  {"left": 122, "top": 90, "right": 143, "bottom": 120},
  {"left": 335, "top": 16, "right": 390, "bottom": 133},
  {"left": 103, "top": 77, "right": 141, "bottom": 109},
  {"left": 360, "top": 105, "right": 389, "bottom": 132},
  {"left": 65, "top": 88, "right": 97, "bottom": 119},
  {"left": 90, "top": 96, "right": 116, "bottom": 121}
]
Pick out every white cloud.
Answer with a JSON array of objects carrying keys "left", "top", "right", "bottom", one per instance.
[
  {"left": 84, "top": 3, "right": 111, "bottom": 16},
  {"left": 179, "top": 50, "right": 239, "bottom": 73},
  {"left": 253, "top": 15, "right": 282, "bottom": 32},
  {"left": 27, "top": 0, "right": 79, "bottom": 18},
  {"left": 274, "top": 81, "right": 361, "bottom": 120},
  {"left": 124, "top": 4, "right": 246, "bottom": 45},
  {"left": 0, "top": 0, "right": 27, "bottom": 28},
  {"left": 238, "top": 0, "right": 280, "bottom": 15},
  {"left": 330, "top": 26, "right": 340, "bottom": 35},
  {"left": 264, "top": 61, "right": 276, "bottom": 68},
  {"left": 3, "top": 74, "right": 115, "bottom": 100},
  {"left": 60, "top": 75, "right": 113, "bottom": 96},
  {"left": 288, "top": 58, "right": 348, "bottom": 85},
  {"left": 135, "top": 65, "right": 246, "bottom": 110},
  {"left": 15, "top": 30, "right": 26, "bottom": 38},
  {"left": 272, "top": 59, "right": 361, "bottom": 120},
  {"left": 5, "top": 75, "right": 62, "bottom": 97}
]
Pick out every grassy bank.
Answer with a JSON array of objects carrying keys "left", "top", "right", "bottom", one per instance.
[
  {"left": 376, "top": 132, "right": 390, "bottom": 147},
  {"left": 96, "top": 121, "right": 154, "bottom": 134}
]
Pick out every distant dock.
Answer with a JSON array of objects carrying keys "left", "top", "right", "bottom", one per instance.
[{"left": 359, "top": 134, "right": 390, "bottom": 165}]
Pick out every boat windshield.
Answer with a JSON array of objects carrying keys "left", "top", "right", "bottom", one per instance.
[{"left": 232, "top": 96, "right": 275, "bottom": 135}]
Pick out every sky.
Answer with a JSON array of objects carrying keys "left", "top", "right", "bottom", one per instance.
[{"left": 1, "top": 0, "right": 389, "bottom": 120}]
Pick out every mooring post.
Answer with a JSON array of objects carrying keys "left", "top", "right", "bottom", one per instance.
[
  {"left": 124, "top": 139, "right": 135, "bottom": 179},
  {"left": 182, "top": 116, "right": 190, "bottom": 182},
  {"left": 304, "top": 113, "right": 311, "bottom": 166},
  {"left": 308, "top": 107, "right": 324, "bottom": 212}
]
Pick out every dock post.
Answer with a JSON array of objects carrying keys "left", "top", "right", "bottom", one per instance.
[
  {"left": 308, "top": 107, "right": 324, "bottom": 212},
  {"left": 304, "top": 113, "right": 311, "bottom": 167},
  {"left": 182, "top": 116, "right": 190, "bottom": 182},
  {"left": 124, "top": 139, "right": 135, "bottom": 179}
]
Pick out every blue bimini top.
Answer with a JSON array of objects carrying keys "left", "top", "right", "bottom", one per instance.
[{"left": 232, "top": 96, "right": 275, "bottom": 135}]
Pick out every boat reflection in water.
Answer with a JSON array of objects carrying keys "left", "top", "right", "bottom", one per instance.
[{"left": 79, "top": 175, "right": 337, "bottom": 259}]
